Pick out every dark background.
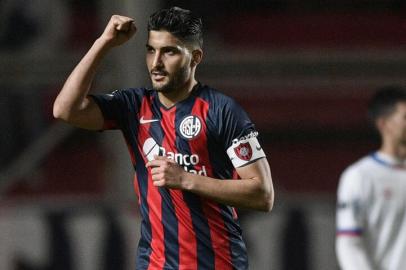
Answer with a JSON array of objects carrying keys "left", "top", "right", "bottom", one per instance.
[{"left": 1, "top": 1, "right": 405, "bottom": 269}]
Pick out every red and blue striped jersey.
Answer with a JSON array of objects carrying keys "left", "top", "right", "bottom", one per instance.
[{"left": 91, "top": 83, "right": 266, "bottom": 270}]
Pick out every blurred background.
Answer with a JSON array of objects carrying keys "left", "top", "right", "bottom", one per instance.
[{"left": 1, "top": 0, "right": 406, "bottom": 269}]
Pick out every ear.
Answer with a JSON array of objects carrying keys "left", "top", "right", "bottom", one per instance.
[
  {"left": 191, "top": 49, "right": 203, "bottom": 67},
  {"left": 376, "top": 117, "right": 386, "bottom": 134}
]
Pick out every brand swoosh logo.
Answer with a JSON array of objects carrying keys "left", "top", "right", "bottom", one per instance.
[{"left": 140, "top": 116, "right": 160, "bottom": 124}]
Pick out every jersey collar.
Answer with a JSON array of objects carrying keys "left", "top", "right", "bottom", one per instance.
[
  {"left": 154, "top": 82, "right": 202, "bottom": 110},
  {"left": 371, "top": 152, "right": 406, "bottom": 170}
]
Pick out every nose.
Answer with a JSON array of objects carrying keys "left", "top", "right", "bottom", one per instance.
[{"left": 152, "top": 51, "right": 163, "bottom": 69}]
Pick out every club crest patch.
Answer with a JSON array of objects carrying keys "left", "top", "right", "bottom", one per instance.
[
  {"left": 179, "top": 115, "right": 202, "bottom": 140},
  {"left": 234, "top": 142, "right": 253, "bottom": 161}
]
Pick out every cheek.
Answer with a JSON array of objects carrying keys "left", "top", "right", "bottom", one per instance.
[
  {"left": 145, "top": 56, "right": 152, "bottom": 70},
  {"left": 390, "top": 119, "right": 406, "bottom": 135},
  {"left": 166, "top": 60, "right": 185, "bottom": 73},
  {"left": 389, "top": 121, "right": 400, "bottom": 133}
]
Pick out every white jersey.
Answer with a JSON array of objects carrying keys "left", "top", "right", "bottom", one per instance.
[{"left": 336, "top": 152, "right": 406, "bottom": 270}]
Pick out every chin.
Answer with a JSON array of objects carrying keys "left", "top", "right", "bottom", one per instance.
[
  {"left": 153, "top": 84, "right": 169, "bottom": 92},
  {"left": 153, "top": 80, "right": 178, "bottom": 93}
]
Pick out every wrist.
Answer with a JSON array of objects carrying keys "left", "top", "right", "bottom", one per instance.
[
  {"left": 94, "top": 37, "right": 114, "bottom": 52},
  {"left": 181, "top": 171, "right": 195, "bottom": 191}
]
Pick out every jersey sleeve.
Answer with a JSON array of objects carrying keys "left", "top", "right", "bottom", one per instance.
[
  {"left": 89, "top": 88, "right": 142, "bottom": 130},
  {"left": 218, "top": 97, "right": 266, "bottom": 168},
  {"left": 336, "top": 166, "right": 367, "bottom": 236},
  {"left": 336, "top": 236, "right": 375, "bottom": 270}
]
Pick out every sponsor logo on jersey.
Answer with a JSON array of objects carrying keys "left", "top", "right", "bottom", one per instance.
[
  {"left": 231, "top": 131, "right": 259, "bottom": 145},
  {"left": 337, "top": 199, "right": 361, "bottom": 216},
  {"left": 336, "top": 201, "right": 349, "bottom": 209},
  {"left": 234, "top": 143, "right": 253, "bottom": 161},
  {"left": 383, "top": 187, "right": 393, "bottom": 200},
  {"left": 179, "top": 115, "right": 202, "bottom": 140},
  {"left": 140, "top": 116, "right": 160, "bottom": 124},
  {"left": 142, "top": 137, "right": 207, "bottom": 176}
]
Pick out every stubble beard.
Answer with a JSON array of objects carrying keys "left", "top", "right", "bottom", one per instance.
[
  {"left": 401, "top": 131, "right": 406, "bottom": 146},
  {"left": 152, "top": 65, "right": 190, "bottom": 94}
]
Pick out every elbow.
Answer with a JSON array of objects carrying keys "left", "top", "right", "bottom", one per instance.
[
  {"left": 53, "top": 103, "right": 68, "bottom": 121},
  {"left": 259, "top": 190, "right": 274, "bottom": 212},
  {"left": 53, "top": 102, "right": 63, "bottom": 120},
  {"left": 53, "top": 100, "right": 72, "bottom": 122},
  {"left": 259, "top": 176, "right": 275, "bottom": 212},
  {"left": 255, "top": 184, "right": 274, "bottom": 212},
  {"left": 265, "top": 196, "right": 274, "bottom": 212}
]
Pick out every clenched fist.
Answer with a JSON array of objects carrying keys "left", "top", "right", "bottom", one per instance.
[
  {"left": 146, "top": 155, "right": 190, "bottom": 190},
  {"left": 100, "top": 15, "right": 137, "bottom": 47}
]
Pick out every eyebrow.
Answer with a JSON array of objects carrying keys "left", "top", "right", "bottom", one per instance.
[{"left": 145, "top": 44, "right": 183, "bottom": 52}]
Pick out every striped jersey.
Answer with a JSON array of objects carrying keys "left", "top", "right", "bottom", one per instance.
[
  {"left": 336, "top": 152, "right": 406, "bottom": 269},
  {"left": 91, "top": 83, "right": 266, "bottom": 270}
]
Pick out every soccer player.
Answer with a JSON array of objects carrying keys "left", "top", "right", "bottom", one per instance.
[
  {"left": 336, "top": 86, "right": 406, "bottom": 270},
  {"left": 53, "top": 7, "right": 274, "bottom": 270}
]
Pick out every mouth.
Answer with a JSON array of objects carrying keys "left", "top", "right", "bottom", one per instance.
[{"left": 151, "top": 70, "right": 167, "bottom": 81}]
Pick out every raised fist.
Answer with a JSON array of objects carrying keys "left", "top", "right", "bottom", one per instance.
[{"left": 100, "top": 15, "right": 137, "bottom": 47}]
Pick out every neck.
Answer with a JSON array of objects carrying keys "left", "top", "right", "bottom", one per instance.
[
  {"left": 379, "top": 139, "right": 406, "bottom": 161},
  {"left": 158, "top": 78, "right": 198, "bottom": 108}
]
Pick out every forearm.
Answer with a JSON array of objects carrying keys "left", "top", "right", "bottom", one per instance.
[
  {"left": 336, "top": 236, "right": 375, "bottom": 270},
  {"left": 53, "top": 15, "right": 136, "bottom": 129},
  {"left": 148, "top": 156, "right": 274, "bottom": 211},
  {"left": 184, "top": 173, "right": 273, "bottom": 211},
  {"left": 53, "top": 38, "right": 111, "bottom": 122}
]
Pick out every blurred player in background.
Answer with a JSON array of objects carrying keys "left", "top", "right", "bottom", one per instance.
[
  {"left": 336, "top": 86, "right": 406, "bottom": 270},
  {"left": 53, "top": 6, "right": 274, "bottom": 270}
]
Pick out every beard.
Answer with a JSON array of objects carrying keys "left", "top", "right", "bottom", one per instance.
[
  {"left": 401, "top": 131, "right": 406, "bottom": 145},
  {"left": 151, "top": 65, "right": 190, "bottom": 93}
]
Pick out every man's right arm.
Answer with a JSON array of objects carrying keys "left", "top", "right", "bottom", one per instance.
[
  {"left": 335, "top": 168, "right": 375, "bottom": 270},
  {"left": 53, "top": 15, "right": 136, "bottom": 130}
]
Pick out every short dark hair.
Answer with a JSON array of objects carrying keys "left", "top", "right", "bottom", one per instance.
[
  {"left": 147, "top": 6, "right": 203, "bottom": 48},
  {"left": 368, "top": 85, "right": 406, "bottom": 124}
]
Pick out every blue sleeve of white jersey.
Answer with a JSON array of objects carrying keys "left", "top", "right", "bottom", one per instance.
[
  {"left": 89, "top": 88, "right": 143, "bottom": 130},
  {"left": 217, "top": 97, "right": 266, "bottom": 168}
]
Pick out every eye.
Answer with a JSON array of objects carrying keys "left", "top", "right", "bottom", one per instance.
[
  {"left": 164, "top": 50, "right": 176, "bottom": 56},
  {"left": 163, "top": 48, "right": 179, "bottom": 56},
  {"left": 146, "top": 46, "right": 155, "bottom": 54}
]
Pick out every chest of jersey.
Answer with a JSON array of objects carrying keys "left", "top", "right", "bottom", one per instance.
[
  {"left": 365, "top": 167, "right": 406, "bottom": 228},
  {"left": 137, "top": 96, "right": 213, "bottom": 177}
]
